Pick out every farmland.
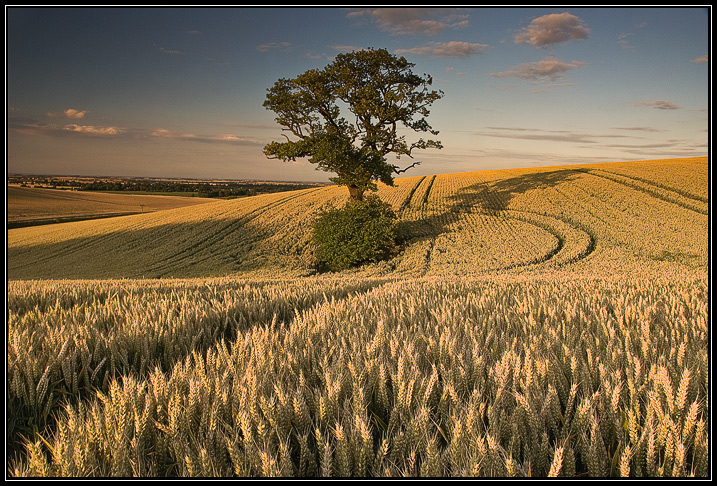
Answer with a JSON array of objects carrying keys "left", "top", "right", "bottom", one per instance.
[
  {"left": 6, "top": 157, "right": 709, "bottom": 477},
  {"left": 7, "top": 177, "right": 328, "bottom": 228},
  {"left": 7, "top": 185, "right": 219, "bottom": 228}
]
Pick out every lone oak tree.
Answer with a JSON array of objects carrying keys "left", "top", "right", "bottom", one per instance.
[{"left": 263, "top": 48, "right": 444, "bottom": 201}]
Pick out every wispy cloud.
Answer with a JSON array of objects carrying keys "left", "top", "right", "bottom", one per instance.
[
  {"left": 617, "top": 21, "right": 647, "bottom": 52},
  {"left": 691, "top": 54, "right": 708, "bottom": 63},
  {"left": 64, "top": 124, "right": 125, "bottom": 136},
  {"left": 633, "top": 100, "right": 681, "bottom": 110},
  {"left": 10, "top": 114, "right": 264, "bottom": 146},
  {"left": 478, "top": 126, "right": 632, "bottom": 144},
  {"left": 159, "top": 47, "right": 185, "bottom": 55},
  {"left": 395, "top": 41, "right": 489, "bottom": 58},
  {"left": 331, "top": 45, "right": 367, "bottom": 54},
  {"left": 514, "top": 12, "right": 590, "bottom": 48},
  {"left": 475, "top": 126, "right": 705, "bottom": 160},
  {"left": 10, "top": 121, "right": 126, "bottom": 138},
  {"left": 611, "top": 126, "right": 664, "bottom": 133},
  {"left": 347, "top": 8, "right": 469, "bottom": 36},
  {"left": 490, "top": 55, "right": 586, "bottom": 82},
  {"left": 223, "top": 121, "right": 277, "bottom": 130},
  {"left": 256, "top": 41, "right": 294, "bottom": 53},
  {"left": 617, "top": 32, "right": 635, "bottom": 51},
  {"left": 150, "top": 128, "right": 264, "bottom": 146}
]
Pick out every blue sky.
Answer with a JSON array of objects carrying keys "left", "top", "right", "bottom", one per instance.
[{"left": 6, "top": 7, "right": 710, "bottom": 181}]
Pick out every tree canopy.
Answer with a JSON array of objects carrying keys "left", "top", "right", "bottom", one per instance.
[{"left": 263, "top": 48, "right": 443, "bottom": 200}]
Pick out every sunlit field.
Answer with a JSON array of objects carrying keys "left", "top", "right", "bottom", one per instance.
[
  {"left": 7, "top": 157, "right": 709, "bottom": 477},
  {"left": 7, "top": 185, "right": 218, "bottom": 228}
]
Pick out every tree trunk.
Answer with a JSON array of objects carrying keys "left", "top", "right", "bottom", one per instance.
[{"left": 348, "top": 186, "right": 364, "bottom": 202}]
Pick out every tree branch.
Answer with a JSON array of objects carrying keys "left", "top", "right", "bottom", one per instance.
[{"left": 393, "top": 161, "right": 421, "bottom": 174}]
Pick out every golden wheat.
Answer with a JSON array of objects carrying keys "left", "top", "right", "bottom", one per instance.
[
  {"left": 7, "top": 275, "right": 709, "bottom": 478},
  {"left": 7, "top": 157, "right": 708, "bottom": 478}
]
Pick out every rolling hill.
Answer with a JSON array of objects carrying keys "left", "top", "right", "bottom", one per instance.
[{"left": 7, "top": 157, "right": 708, "bottom": 280}]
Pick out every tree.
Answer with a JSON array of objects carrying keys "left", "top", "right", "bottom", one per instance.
[{"left": 263, "top": 48, "right": 443, "bottom": 201}]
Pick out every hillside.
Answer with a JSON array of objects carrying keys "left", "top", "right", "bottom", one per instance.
[{"left": 7, "top": 157, "right": 708, "bottom": 280}]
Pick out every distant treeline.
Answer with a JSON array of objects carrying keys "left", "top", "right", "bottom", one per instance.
[
  {"left": 12, "top": 176, "right": 326, "bottom": 199},
  {"left": 75, "top": 180, "right": 323, "bottom": 198}
]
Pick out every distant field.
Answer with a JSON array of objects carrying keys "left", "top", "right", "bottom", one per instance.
[
  {"left": 7, "top": 186, "right": 218, "bottom": 228},
  {"left": 7, "top": 157, "right": 709, "bottom": 478}
]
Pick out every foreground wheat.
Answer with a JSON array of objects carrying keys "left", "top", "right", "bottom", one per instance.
[{"left": 8, "top": 275, "right": 708, "bottom": 477}]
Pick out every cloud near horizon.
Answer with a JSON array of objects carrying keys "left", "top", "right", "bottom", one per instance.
[
  {"left": 63, "top": 124, "right": 125, "bottom": 136},
  {"left": 395, "top": 41, "right": 489, "bottom": 58},
  {"left": 611, "top": 126, "right": 665, "bottom": 133},
  {"left": 514, "top": 12, "right": 590, "bottom": 48},
  {"left": 9, "top": 117, "right": 263, "bottom": 146},
  {"left": 347, "top": 8, "right": 469, "bottom": 36},
  {"left": 477, "top": 126, "right": 627, "bottom": 144},
  {"left": 633, "top": 100, "right": 681, "bottom": 110},
  {"left": 9, "top": 118, "right": 126, "bottom": 138},
  {"left": 150, "top": 128, "right": 264, "bottom": 146}
]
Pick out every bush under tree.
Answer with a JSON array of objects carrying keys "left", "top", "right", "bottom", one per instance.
[{"left": 312, "top": 195, "right": 399, "bottom": 271}]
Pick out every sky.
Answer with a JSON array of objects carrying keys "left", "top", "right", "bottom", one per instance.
[{"left": 6, "top": 7, "right": 710, "bottom": 182}]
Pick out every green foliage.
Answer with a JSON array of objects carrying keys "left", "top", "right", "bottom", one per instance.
[
  {"left": 312, "top": 195, "right": 399, "bottom": 270},
  {"left": 263, "top": 47, "right": 443, "bottom": 200}
]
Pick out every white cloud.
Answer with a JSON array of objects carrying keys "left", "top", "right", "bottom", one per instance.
[
  {"left": 514, "top": 12, "right": 590, "bottom": 48},
  {"left": 691, "top": 54, "right": 708, "bottom": 63}
]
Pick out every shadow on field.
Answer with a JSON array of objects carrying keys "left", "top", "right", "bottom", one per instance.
[
  {"left": 398, "top": 168, "right": 585, "bottom": 241},
  {"left": 7, "top": 217, "right": 271, "bottom": 280}
]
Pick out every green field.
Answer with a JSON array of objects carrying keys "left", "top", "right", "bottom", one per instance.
[{"left": 7, "top": 157, "right": 709, "bottom": 477}]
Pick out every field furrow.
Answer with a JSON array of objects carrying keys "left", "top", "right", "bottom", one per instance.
[
  {"left": 586, "top": 169, "right": 708, "bottom": 215},
  {"left": 584, "top": 157, "right": 708, "bottom": 201},
  {"left": 144, "top": 188, "right": 325, "bottom": 276}
]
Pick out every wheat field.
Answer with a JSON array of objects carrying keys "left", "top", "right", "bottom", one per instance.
[
  {"left": 6, "top": 157, "right": 709, "bottom": 477},
  {"left": 7, "top": 185, "right": 218, "bottom": 227}
]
